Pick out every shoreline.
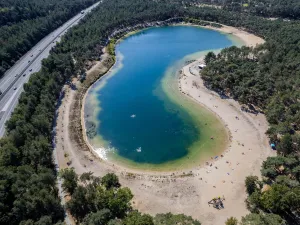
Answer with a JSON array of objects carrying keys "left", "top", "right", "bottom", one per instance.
[
  {"left": 197, "top": 23, "right": 264, "bottom": 47},
  {"left": 82, "top": 22, "right": 264, "bottom": 172},
  {"left": 85, "top": 50, "right": 230, "bottom": 172},
  {"left": 54, "top": 21, "right": 272, "bottom": 224}
]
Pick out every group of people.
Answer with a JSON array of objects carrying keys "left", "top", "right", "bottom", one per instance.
[{"left": 208, "top": 197, "right": 225, "bottom": 210}]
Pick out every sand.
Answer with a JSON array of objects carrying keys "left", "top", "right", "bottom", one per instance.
[
  {"left": 54, "top": 24, "right": 274, "bottom": 225},
  {"left": 200, "top": 23, "right": 265, "bottom": 47}
]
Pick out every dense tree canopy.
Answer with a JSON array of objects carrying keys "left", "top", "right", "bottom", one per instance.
[
  {"left": 198, "top": 2, "right": 300, "bottom": 224},
  {"left": 153, "top": 213, "right": 201, "bottom": 225},
  {"left": 63, "top": 171, "right": 201, "bottom": 225},
  {"left": 1, "top": 0, "right": 300, "bottom": 223},
  {"left": 0, "top": 0, "right": 97, "bottom": 78},
  {"left": 0, "top": 1, "right": 196, "bottom": 223},
  {"left": 223, "top": 0, "right": 300, "bottom": 19}
]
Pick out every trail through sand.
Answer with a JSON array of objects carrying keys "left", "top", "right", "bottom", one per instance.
[{"left": 54, "top": 24, "right": 274, "bottom": 225}]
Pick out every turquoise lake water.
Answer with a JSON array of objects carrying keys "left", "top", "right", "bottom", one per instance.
[{"left": 85, "top": 26, "right": 238, "bottom": 169}]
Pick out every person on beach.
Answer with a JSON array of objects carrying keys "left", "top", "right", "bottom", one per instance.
[
  {"left": 218, "top": 197, "right": 224, "bottom": 208},
  {"left": 212, "top": 198, "right": 219, "bottom": 209},
  {"left": 208, "top": 198, "right": 221, "bottom": 210}
]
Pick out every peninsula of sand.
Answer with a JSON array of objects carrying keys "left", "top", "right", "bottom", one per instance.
[{"left": 54, "top": 23, "right": 274, "bottom": 225}]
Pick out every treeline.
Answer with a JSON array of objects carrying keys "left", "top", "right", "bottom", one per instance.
[
  {"left": 60, "top": 170, "right": 201, "bottom": 224},
  {"left": 0, "top": 52, "right": 76, "bottom": 224},
  {"left": 199, "top": 6, "right": 300, "bottom": 225},
  {"left": 185, "top": 0, "right": 300, "bottom": 19},
  {"left": 0, "top": 0, "right": 97, "bottom": 78},
  {"left": 1, "top": 0, "right": 300, "bottom": 223},
  {"left": 0, "top": 0, "right": 187, "bottom": 223},
  {"left": 53, "top": 0, "right": 183, "bottom": 68},
  {"left": 223, "top": 0, "right": 300, "bottom": 19},
  {"left": 0, "top": 0, "right": 93, "bottom": 26}
]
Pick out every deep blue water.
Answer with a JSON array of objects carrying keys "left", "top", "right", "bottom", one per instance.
[{"left": 93, "top": 26, "right": 233, "bottom": 164}]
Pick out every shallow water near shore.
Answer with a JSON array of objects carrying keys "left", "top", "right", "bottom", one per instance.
[{"left": 85, "top": 26, "right": 242, "bottom": 171}]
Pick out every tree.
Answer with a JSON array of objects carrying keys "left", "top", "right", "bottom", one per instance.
[
  {"left": 2, "top": 0, "right": 300, "bottom": 224},
  {"left": 107, "top": 219, "right": 123, "bottom": 225},
  {"left": 275, "top": 175, "right": 299, "bottom": 188},
  {"left": 82, "top": 209, "right": 112, "bottom": 225},
  {"left": 247, "top": 190, "right": 262, "bottom": 212},
  {"left": 101, "top": 173, "right": 120, "bottom": 189},
  {"left": 60, "top": 168, "right": 78, "bottom": 195},
  {"left": 0, "top": 0, "right": 98, "bottom": 79},
  {"left": 66, "top": 171, "right": 135, "bottom": 222},
  {"left": 225, "top": 217, "right": 238, "bottom": 225},
  {"left": 34, "top": 216, "right": 53, "bottom": 225},
  {"left": 245, "top": 176, "right": 258, "bottom": 195},
  {"left": 261, "top": 156, "right": 298, "bottom": 180},
  {"left": 204, "top": 51, "right": 216, "bottom": 64},
  {"left": 80, "top": 172, "right": 101, "bottom": 186},
  {"left": 123, "top": 211, "right": 154, "bottom": 225},
  {"left": 292, "top": 166, "right": 300, "bottom": 181},
  {"left": 277, "top": 134, "right": 293, "bottom": 155},
  {"left": 260, "top": 184, "right": 292, "bottom": 213},
  {"left": 107, "top": 187, "right": 133, "bottom": 218},
  {"left": 153, "top": 213, "right": 201, "bottom": 225},
  {"left": 240, "top": 213, "right": 286, "bottom": 225},
  {"left": 66, "top": 186, "right": 90, "bottom": 221},
  {"left": 0, "top": 139, "right": 21, "bottom": 166}
]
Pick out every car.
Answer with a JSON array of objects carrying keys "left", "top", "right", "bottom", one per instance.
[
  {"left": 28, "top": 60, "right": 30, "bottom": 63},
  {"left": 31, "top": 54, "right": 33, "bottom": 57},
  {"left": 29, "top": 69, "right": 32, "bottom": 72},
  {"left": 23, "top": 74, "right": 26, "bottom": 77},
  {"left": 13, "top": 87, "right": 17, "bottom": 90}
]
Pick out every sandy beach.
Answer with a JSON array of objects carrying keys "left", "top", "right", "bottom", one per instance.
[
  {"left": 54, "top": 24, "right": 274, "bottom": 225},
  {"left": 201, "top": 23, "right": 265, "bottom": 47}
]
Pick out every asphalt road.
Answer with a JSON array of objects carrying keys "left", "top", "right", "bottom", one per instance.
[
  {"left": 0, "top": 1, "right": 100, "bottom": 137},
  {"left": 0, "top": 2, "right": 101, "bottom": 224}
]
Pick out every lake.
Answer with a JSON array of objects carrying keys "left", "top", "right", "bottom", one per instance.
[{"left": 84, "top": 26, "right": 241, "bottom": 170}]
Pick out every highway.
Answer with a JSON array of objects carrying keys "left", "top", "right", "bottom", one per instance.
[
  {"left": 0, "top": 2, "right": 101, "bottom": 224},
  {"left": 0, "top": 1, "right": 100, "bottom": 137}
]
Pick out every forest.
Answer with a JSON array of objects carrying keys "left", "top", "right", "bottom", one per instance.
[
  {"left": 0, "top": 0, "right": 188, "bottom": 224},
  {"left": 60, "top": 170, "right": 201, "bottom": 224},
  {"left": 0, "top": 0, "right": 98, "bottom": 78},
  {"left": 222, "top": 0, "right": 300, "bottom": 19},
  {"left": 199, "top": 3, "right": 300, "bottom": 225},
  {"left": 0, "top": 0, "right": 300, "bottom": 224},
  {"left": 185, "top": 0, "right": 300, "bottom": 19}
]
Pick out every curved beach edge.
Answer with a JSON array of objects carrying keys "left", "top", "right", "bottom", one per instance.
[
  {"left": 81, "top": 22, "right": 265, "bottom": 174},
  {"left": 54, "top": 22, "right": 273, "bottom": 225}
]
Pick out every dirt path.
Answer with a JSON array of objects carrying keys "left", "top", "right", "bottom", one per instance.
[
  {"left": 54, "top": 25, "right": 272, "bottom": 225},
  {"left": 55, "top": 61, "right": 274, "bottom": 225}
]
